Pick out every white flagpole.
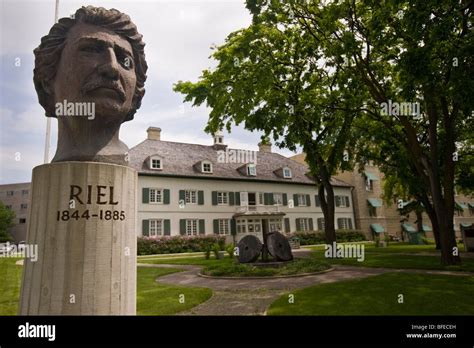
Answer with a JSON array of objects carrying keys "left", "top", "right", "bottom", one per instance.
[{"left": 43, "top": 0, "right": 59, "bottom": 163}]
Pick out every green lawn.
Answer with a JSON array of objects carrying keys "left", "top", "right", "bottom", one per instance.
[
  {"left": 137, "top": 267, "right": 211, "bottom": 315},
  {"left": 268, "top": 272, "right": 474, "bottom": 315},
  {"left": 309, "top": 242, "right": 474, "bottom": 272},
  {"left": 0, "top": 258, "right": 211, "bottom": 315},
  {"left": 0, "top": 258, "right": 23, "bottom": 315},
  {"left": 307, "top": 241, "right": 463, "bottom": 254}
]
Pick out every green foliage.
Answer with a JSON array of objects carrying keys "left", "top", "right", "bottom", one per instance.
[
  {"left": 212, "top": 243, "right": 221, "bottom": 259},
  {"left": 202, "top": 258, "right": 330, "bottom": 277},
  {"left": 289, "top": 230, "right": 366, "bottom": 245},
  {"left": 225, "top": 243, "right": 236, "bottom": 258},
  {"left": 137, "top": 235, "right": 226, "bottom": 255},
  {"left": 0, "top": 202, "right": 15, "bottom": 243}
]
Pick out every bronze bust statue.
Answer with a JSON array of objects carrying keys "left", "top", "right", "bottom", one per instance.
[{"left": 33, "top": 6, "right": 148, "bottom": 165}]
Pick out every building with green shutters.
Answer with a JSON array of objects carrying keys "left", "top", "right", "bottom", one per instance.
[{"left": 129, "top": 127, "right": 356, "bottom": 242}]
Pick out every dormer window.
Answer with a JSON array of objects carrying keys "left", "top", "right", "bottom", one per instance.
[
  {"left": 283, "top": 167, "right": 292, "bottom": 178},
  {"left": 202, "top": 161, "right": 213, "bottom": 173},
  {"left": 150, "top": 156, "right": 162, "bottom": 170},
  {"left": 247, "top": 164, "right": 257, "bottom": 176}
]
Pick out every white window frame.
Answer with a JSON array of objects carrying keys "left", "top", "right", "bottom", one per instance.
[
  {"left": 186, "top": 219, "right": 198, "bottom": 235},
  {"left": 149, "top": 219, "right": 163, "bottom": 237},
  {"left": 336, "top": 195, "right": 348, "bottom": 208},
  {"left": 150, "top": 156, "right": 162, "bottom": 170},
  {"left": 317, "top": 218, "right": 325, "bottom": 231},
  {"left": 240, "top": 192, "right": 249, "bottom": 206},
  {"left": 202, "top": 161, "right": 213, "bottom": 173},
  {"left": 273, "top": 193, "right": 283, "bottom": 206},
  {"left": 218, "top": 219, "right": 230, "bottom": 235},
  {"left": 185, "top": 190, "right": 198, "bottom": 204},
  {"left": 269, "top": 218, "right": 282, "bottom": 232},
  {"left": 217, "top": 192, "right": 229, "bottom": 205},
  {"left": 20, "top": 204, "right": 28, "bottom": 210},
  {"left": 338, "top": 218, "right": 352, "bottom": 229},
  {"left": 247, "top": 164, "right": 257, "bottom": 176},
  {"left": 258, "top": 192, "right": 264, "bottom": 206},
  {"left": 149, "top": 188, "right": 163, "bottom": 204},
  {"left": 365, "top": 178, "right": 373, "bottom": 192},
  {"left": 300, "top": 218, "right": 309, "bottom": 232},
  {"left": 297, "top": 194, "right": 307, "bottom": 206},
  {"left": 283, "top": 167, "right": 292, "bottom": 178}
]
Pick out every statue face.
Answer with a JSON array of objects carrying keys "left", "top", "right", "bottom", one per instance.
[{"left": 53, "top": 22, "right": 137, "bottom": 124}]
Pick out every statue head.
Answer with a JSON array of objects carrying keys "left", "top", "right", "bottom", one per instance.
[{"left": 33, "top": 6, "right": 148, "bottom": 164}]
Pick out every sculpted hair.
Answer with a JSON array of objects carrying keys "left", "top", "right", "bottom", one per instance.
[{"left": 33, "top": 6, "right": 148, "bottom": 122}]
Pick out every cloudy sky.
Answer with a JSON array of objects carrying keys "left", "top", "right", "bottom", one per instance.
[{"left": 0, "top": 0, "right": 298, "bottom": 185}]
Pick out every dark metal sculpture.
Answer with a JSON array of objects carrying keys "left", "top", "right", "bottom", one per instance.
[
  {"left": 238, "top": 231, "right": 293, "bottom": 263},
  {"left": 266, "top": 231, "right": 293, "bottom": 261},
  {"left": 237, "top": 235, "right": 262, "bottom": 263}
]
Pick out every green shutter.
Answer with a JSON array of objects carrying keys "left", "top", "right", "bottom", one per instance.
[
  {"left": 264, "top": 193, "right": 270, "bottom": 205},
  {"left": 199, "top": 219, "right": 205, "bottom": 235},
  {"left": 180, "top": 219, "right": 186, "bottom": 235},
  {"left": 337, "top": 218, "right": 343, "bottom": 229},
  {"left": 293, "top": 194, "right": 299, "bottom": 207},
  {"left": 164, "top": 219, "right": 170, "bottom": 235},
  {"left": 349, "top": 218, "right": 353, "bottom": 229},
  {"left": 306, "top": 194, "right": 311, "bottom": 206},
  {"left": 163, "top": 189, "right": 170, "bottom": 204},
  {"left": 230, "top": 219, "right": 236, "bottom": 235},
  {"left": 295, "top": 218, "right": 301, "bottom": 231},
  {"left": 229, "top": 192, "right": 235, "bottom": 205},
  {"left": 212, "top": 191, "right": 218, "bottom": 205},
  {"left": 345, "top": 196, "right": 350, "bottom": 207},
  {"left": 335, "top": 196, "right": 341, "bottom": 207},
  {"left": 282, "top": 193, "right": 288, "bottom": 206},
  {"left": 213, "top": 219, "right": 219, "bottom": 234},
  {"left": 198, "top": 190, "right": 204, "bottom": 205},
  {"left": 142, "top": 188, "right": 149, "bottom": 204},
  {"left": 235, "top": 192, "right": 240, "bottom": 205},
  {"left": 179, "top": 190, "right": 185, "bottom": 202},
  {"left": 317, "top": 218, "right": 324, "bottom": 230},
  {"left": 284, "top": 218, "right": 290, "bottom": 232},
  {"left": 315, "top": 195, "right": 321, "bottom": 207},
  {"left": 309, "top": 218, "right": 314, "bottom": 231},
  {"left": 142, "top": 219, "right": 149, "bottom": 236},
  {"left": 269, "top": 193, "right": 274, "bottom": 205}
]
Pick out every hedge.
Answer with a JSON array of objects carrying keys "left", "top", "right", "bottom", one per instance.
[
  {"left": 289, "top": 230, "right": 366, "bottom": 245},
  {"left": 137, "top": 235, "right": 227, "bottom": 255}
]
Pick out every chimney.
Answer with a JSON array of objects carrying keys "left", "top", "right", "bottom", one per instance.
[
  {"left": 147, "top": 127, "right": 161, "bottom": 140},
  {"left": 212, "top": 131, "right": 227, "bottom": 150},
  {"left": 258, "top": 138, "right": 272, "bottom": 153}
]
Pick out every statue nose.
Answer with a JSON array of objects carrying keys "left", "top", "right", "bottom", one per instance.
[{"left": 97, "top": 47, "right": 120, "bottom": 80}]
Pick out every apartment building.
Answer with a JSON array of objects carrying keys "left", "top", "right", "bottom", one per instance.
[
  {"left": 290, "top": 154, "right": 474, "bottom": 240},
  {"left": 0, "top": 182, "right": 30, "bottom": 242}
]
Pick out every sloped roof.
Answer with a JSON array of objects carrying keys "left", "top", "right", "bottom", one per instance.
[{"left": 129, "top": 139, "right": 351, "bottom": 187}]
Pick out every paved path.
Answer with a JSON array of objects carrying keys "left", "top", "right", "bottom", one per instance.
[{"left": 138, "top": 261, "right": 474, "bottom": 316}]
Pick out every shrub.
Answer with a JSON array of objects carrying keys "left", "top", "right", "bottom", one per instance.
[
  {"left": 212, "top": 243, "right": 221, "bottom": 258},
  {"left": 225, "top": 243, "right": 235, "bottom": 258},
  {"left": 287, "top": 230, "right": 366, "bottom": 245},
  {"left": 137, "top": 235, "right": 227, "bottom": 255}
]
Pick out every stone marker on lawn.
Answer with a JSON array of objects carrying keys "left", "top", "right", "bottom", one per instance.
[{"left": 19, "top": 6, "right": 147, "bottom": 315}]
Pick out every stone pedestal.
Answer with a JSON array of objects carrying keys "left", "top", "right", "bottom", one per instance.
[{"left": 19, "top": 162, "right": 137, "bottom": 315}]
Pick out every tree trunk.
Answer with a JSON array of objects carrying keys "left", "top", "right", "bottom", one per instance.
[
  {"left": 415, "top": 210, "right": 423, "bottom": 234},
  {"left": 319, "top": 180, "right": 337, "bottom": 244}
]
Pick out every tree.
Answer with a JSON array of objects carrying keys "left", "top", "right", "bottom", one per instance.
[
  {"left": 246, "top": 0, "right": 472, "bottom": 264},
  {"left": 0, "top": 202, "right": 15, "bottom": 243},
  {"left": 175, "top": 8, "right": 367, "bottom": 244}
]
